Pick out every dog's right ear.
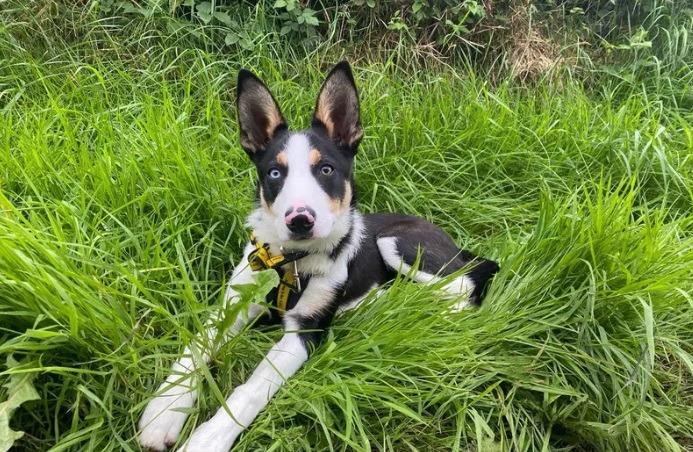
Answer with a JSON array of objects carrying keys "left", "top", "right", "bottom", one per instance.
[{"left": 236, "top": 69, "right": 287, "bottom": 156}]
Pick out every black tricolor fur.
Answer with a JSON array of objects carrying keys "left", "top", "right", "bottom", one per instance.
[
  {"left": 251, "top": 129, "right": 356, "bottom": 208},
  {"left": 237, "top": 61, "right": 500, "bottom": 351},
  {"left": 259, "top": 213, "right": 500, "bottom": 349}
]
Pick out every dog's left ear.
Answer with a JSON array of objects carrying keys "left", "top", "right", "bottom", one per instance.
[{"left": 312, "top": 61, "right": 363, "bottom": 153}]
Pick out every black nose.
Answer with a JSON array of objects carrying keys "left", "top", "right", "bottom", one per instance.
[{"left": 287, "top": 214, "right": 314, "bottom": 235}]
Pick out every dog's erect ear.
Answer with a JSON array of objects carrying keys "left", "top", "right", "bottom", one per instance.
[
  {"left": 312, "top": 61, "right": 363, "bottom": 152},
  {"left": 236, "top": 69, "right": 287, "bottom": 156}
]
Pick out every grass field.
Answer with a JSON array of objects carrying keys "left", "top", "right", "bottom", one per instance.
[{"left": 1, "top": 10, "right": 692, "bottom": 451}]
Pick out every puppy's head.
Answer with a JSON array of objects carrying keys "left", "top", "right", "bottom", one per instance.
[{"left": 238, "top": 62, "right": 363, "bottom": 249}]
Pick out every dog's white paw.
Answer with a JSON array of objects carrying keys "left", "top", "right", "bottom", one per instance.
[
  {"left": 177, "top": 414, "right": 238, "bottom": 452},
  {"left": 138, "top": 382, "right": 196, "bottom": 451}
]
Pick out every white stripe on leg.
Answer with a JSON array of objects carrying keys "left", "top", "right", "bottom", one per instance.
[
  {"left": 444, "top": 275, "right": 475, "bottom": 311},
  {"left": 138, "top": 243, "right": 262, "bottom": 451},
  {"left": 137, "top": 346, "right": 202, "bottom": 451},
  {"left": 376, "top": 237, "right": 476, "bottom": 312},
  {"left": 179, "top": 332, "right": 308, "bottom": 451}
]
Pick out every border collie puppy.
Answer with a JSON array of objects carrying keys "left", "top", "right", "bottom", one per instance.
[{"left": 138, "top": 61, "right": 499, "bottom": 451}]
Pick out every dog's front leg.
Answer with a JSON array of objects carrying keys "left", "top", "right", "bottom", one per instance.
[
  {"left": 138, "top": 243, "right": 265, "bottom": 451},
  {"left": 179, "top": 275, "right": 340, "bottom": 451},
  {"left": 178, "top": 330, "right": 308, "bottom": 451}
]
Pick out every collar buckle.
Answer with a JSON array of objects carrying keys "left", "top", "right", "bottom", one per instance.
[{"left": 247, "top": 232, "right": 309, "bottom": 316}]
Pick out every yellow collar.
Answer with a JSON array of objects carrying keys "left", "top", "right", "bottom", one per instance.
[{"left": 247, "top": 233, "right": 307, "bottom": 316}]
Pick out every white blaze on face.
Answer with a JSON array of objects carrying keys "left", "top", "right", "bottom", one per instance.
[{"left": 273, "top": 134, "right": 334, "bottom": 240}]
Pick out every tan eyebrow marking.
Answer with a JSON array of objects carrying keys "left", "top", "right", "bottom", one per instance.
[
  {"left": 276, "top": 151, "right": 288, "bottom": 166},
  {"left": 259, "top": 187, "right": 272, "bottom": 211},
  {"left": 309, "top": 148, "right": 322, "bottom": 166},
  {"left": 329, "top": 182, "right": 352, "bottom": 214}
]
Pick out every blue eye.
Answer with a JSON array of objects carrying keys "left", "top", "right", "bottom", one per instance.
[
  {"left": 268, "top": 168, "right": 281, "bottom": 179},
  {"left": 320, "top": 164, "right": 334, "bottom": 176}
]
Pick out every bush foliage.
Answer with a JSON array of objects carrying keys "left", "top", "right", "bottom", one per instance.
[{"left": 3, "top": 1, "right": 689, "bottom": 60}]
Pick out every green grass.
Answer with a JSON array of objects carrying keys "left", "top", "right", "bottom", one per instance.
[{"left": 1, "top": 19, "right": 692, "bottom": 451}]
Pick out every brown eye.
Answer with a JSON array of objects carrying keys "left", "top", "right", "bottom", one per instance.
[{"left": 320, "top": 164, "right": 334, "bottom": 176}]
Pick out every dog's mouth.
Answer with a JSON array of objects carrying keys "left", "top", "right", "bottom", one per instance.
[{"left": 289, "top": 231, "right": 313, "bottom": 241}]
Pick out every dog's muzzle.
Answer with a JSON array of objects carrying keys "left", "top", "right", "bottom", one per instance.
[{"left": 285, "top": 205, "right": 316, "bottom": 237}]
